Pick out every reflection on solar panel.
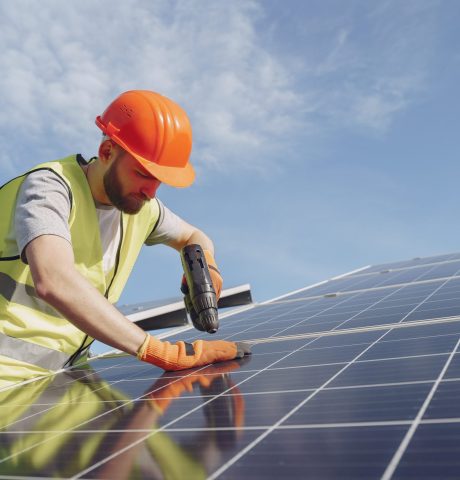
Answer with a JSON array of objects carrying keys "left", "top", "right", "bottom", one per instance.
[{"left": 1, "top": 252, "right": 460, "bottom": 478}]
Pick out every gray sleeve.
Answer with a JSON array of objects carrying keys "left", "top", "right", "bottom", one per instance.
[
  {"left": 145, "top": 198, "right": 190, "bottom": 246},
  {"left": 15, "top": 170, "right": 72, "bottom": 263}
]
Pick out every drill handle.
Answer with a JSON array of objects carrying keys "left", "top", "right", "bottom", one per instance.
[
  {"left": 181, "top": 245, "right": 214, "bottom": 295},
  {"left": 181, "top": 244, "right": 219, "bottom": 333}
]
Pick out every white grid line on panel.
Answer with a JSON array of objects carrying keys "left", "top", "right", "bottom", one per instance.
[
  {"left": 7, "top": 376, "right": 458, "bottom": 409},
  {"left": 0, "top": 476, "right": 65, "bottom": 480},
  {"left": 75, "top": 301, "right": 392, "bottom": 478},
  {"left": 381, "top": 336, "right": 460, "bottom": 480},
  {"left": 352, "top": 252, "right": 460, "bottom": 277},
  {"left": 160, "top": 417, "right": 460, "bottom": 429},
  {"left": 8, "top": 417, "right": 460, "bottom": 436},
  {"left": 4, "top": 413, "right": 460, "bottom": 480},
  {"left": 263, "top": 350, "right": 451, "bottom": 372},
  {"left": 339, "top": 258, "right": 449, "bottom": 287},
  {"left": 0, "top": 356, "right": 140, "bottom": 394},
  {"left": 272, "top": 274, "right": 460, "bottom": 304},
  {"left": 72, "top": 272, "right": 460, "bottom": 479},
  {"left": 164, "top": 418, "right": 460, "bottom": 430},
  {"left": 3, "top": 262, "right": 459, "bottom": 477},
  {"left": 0, "top": 373, "right": 52, "bottom": 394},
  {"left": 0, "top": 376, "right": 136, "bottom": 431},
  {"left": 198, "top": 294, "right": 336, "bottom": 345},
  {"left": 208, "top": 330, "right": 399, "bottom": 479},
  {"left": 170, "top": 272, "right": 460, "bottom": 350},
  {"left": 4, "top": 288, "right": 457, "bottom": 460},
  {"left": 207, "top": 269, "right": 460, "bottom": 479},
  {"left": 248, "top": 316, "right": 460, "bottom": 345},
  {"left": 267, "top": 287, "right": 387, "bottom": 339},
  {"left": 218, "top": 269, "right": 422, "bottom": 344},
  {"left": 259, "top": 264, "right": 370, "bottom": 304},
  {"left": 65, "top": 311, "right": 363, "bottom": 475},
  {"left": 348, "top": 257, "right": 460, "bottom": 280},
  {"left": 8, "top": 372, "right": 460, "bottom": 410},
  {"left": 71, "top": 340, "right": 331, "bottom": 478},
  {"left": 274, "top": 417, "right": 460, "bottom": 429},
  {"left": 0, "top": 363, "right": 217, "bottom": 466},
  {"left": 72, "top": 279, "right": 435, "bottom": 478},
  {"left": 248, "top": 263, "right": 460, "bottom": 344},
  {"left": 3, "top": 254, "right": 455, "bottom": 395},
  {"left": 179, "top": 296, "right": 329, "bottom": 344},
  {"left": 263, "top": 263, "right": 432, "bottom": 339}
]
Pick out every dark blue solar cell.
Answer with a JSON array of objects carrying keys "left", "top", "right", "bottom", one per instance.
[
  {"left": 391, "top": 424, "right": 460, "bottom": 479},
  {"left": 423, "top": 380, "right": 460, "bottom": 419},
  {"left": 219, "top": 426, "right": 408, "bottom": 479},
  {"left": 360, "top": 335, "right": 459, "bottom": 361},
  {"left": 444, "top": 352, "right": 460, "bottom": 378},
  {"left": 329, "top": 355, "right": 448, "bottom": 387},
  {"left": 284, "top": 383, "right": 432, "bottom": 424},
  {"left": 235, "top": 363, "right": 343, "bottom": 393},
  {"left": 274, "top": 343, "right": 369, "bottom": 367}
]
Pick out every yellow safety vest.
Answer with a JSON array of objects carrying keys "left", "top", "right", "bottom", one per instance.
[{"left": 0, "top": 155, "right": 160, "bottom": 381}]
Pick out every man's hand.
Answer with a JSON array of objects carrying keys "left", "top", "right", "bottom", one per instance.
[
  {"left": 138, "top": 335, "right": 251, "bottom": 371},
  {"left": 202, "top": 249, "right": 223, "bottom": 300},
  {"left": 180, "top": 248, "right": 223, "bottom": 301}
]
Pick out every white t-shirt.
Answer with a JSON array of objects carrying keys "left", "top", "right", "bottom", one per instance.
[
  {"left": 94, "top": 203, "right": 121, "bottom": 274},
  {"left": 14, "top": 168, "right": 189, "bottom": 276}
]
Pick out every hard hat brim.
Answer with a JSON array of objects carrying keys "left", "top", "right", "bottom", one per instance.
[{"left": 134, "top": 153, "right": 195, "bottom": 188}]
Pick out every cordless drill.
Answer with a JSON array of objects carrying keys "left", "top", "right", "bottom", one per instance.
[{"left": 180, "top": 244, "right": 219, "bottom": 334}]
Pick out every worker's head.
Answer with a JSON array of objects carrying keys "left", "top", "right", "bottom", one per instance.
[
  {"left": 99, "top": 138, "right": 161, "bottom": 214},
  {"left": 95, "top": 90, "right": 194, "bottom": 188}
]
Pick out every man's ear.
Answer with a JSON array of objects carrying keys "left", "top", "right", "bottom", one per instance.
[{"left": 98, "top": 139, "right": 116, "bottom": 165}]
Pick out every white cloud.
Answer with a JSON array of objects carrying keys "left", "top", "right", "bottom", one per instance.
[
  {"left": 0, "top": 0, "right": 441, "bottom": 182},
  {"left": 299, "top": 0, "right": 436, "bottom": 132},
  {"left": 0, "top": 0, "right": 302, "bottom": 179}
]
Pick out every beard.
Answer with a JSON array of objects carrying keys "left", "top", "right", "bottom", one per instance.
[{"left": 103, "top": 158, "right": 146, "bottom": 214}]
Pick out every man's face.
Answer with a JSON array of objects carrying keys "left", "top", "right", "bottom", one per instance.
[{"left": 103, "top": 149, "right": 161, "bottom": 214}]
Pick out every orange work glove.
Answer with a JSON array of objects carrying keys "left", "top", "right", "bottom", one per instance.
[
  {"left": 203, "top": 249, "right": 223, "bottom": 300},
  {"left": 137, "top": 334, "right": 251, "bottom": 371}
]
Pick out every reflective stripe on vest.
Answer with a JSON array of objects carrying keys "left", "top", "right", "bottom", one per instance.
[
  {"left": 0, "top": 332, "right": 69, "bottom": 371},
  {"left": 0, "top": 155, "right": 160, "bottom": 373},
  {"left": 0, "top": 271, "right": 60, "bottom": 317}
]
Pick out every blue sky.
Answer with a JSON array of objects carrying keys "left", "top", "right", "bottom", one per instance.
[{"left": 1, "top": 0, "right": 460, "bottom": 308}]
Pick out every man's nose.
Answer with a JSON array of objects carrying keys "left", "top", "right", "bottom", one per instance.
[{"left": 141, "top": 179, "right": 161, "bottom": 199}]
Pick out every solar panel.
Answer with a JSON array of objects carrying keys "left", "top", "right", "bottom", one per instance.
[{"left": 1, "top": 252, "right": 460, "bottom": 478}]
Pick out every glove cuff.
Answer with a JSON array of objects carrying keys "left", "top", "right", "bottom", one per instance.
[
  {"left": 203, "top": 249, "right": 221, "bottom": 275},
  {"left": 137, "top": 333, "right": 151, "bottom": 360}
]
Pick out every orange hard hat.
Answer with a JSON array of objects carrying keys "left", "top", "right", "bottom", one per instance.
[{"left": 95, "top": 90, "right": 195, "bottom": 187}]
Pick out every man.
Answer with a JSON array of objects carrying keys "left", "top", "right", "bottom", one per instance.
[{"left": 0, "top": 90, "right": 250, "bottom": 388}]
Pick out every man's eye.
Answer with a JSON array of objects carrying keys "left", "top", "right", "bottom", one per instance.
[{"left": 137, "top": 171, "right": 149, "bottom": 178}]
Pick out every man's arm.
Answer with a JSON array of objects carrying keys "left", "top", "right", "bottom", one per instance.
[
  {"left": 164, "top": 219, "right": 214, "bottom": 253},
  {"left": 15, "top": 171, "right": 144, "bottom": 354},
  {"left": 146, "top": 201, "right": 214, "bottom": 253},
  {"left": 26, "top": 234, "right": 146, "bottom": 356},
  {"left": 146, "top": 202, "right": 223, "bottom": 298},
  {"left": 26, "top": 233, "right": 247, "bottom": 369}
]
